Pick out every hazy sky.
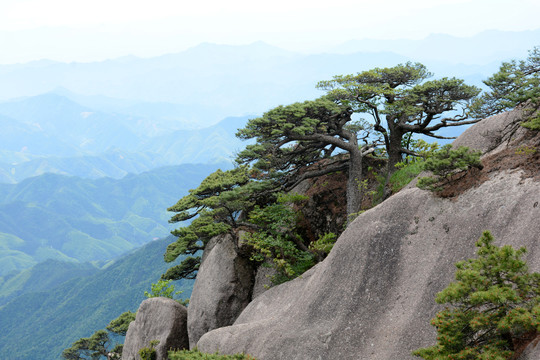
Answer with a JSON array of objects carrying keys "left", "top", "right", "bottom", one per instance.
[{"left": 1, "top": 0, "right": 539, "bottom": 64}]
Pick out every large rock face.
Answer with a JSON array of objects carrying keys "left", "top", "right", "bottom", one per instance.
[
  {"left": 196, "top": 111, "right": 540, "bottom": 359},
  {"left": 520, "top": 337, "right": 540, "bottom": 360},
  {"left": 122, "top": 297, "right": 188, "bottom": 360},
  {"left": 187, "top": 233, "right": 255, "bottom": 348}
]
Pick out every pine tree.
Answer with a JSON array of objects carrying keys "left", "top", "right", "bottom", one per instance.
[
  {"left": 416, "top": 145, "right": 482, "bottom": 192},
  {"left": 472, "top": 46, "right": 540, "bottom": 130},
  {"left": 413, "top": 231, "right": 540, "bottom": 360}
]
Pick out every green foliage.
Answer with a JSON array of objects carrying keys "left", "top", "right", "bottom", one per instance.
[
  {"left": 413, "top": 231, "right": 540, "bottom": 360},
  {"left": 164, "top": 167, "right": 257, "bottom": 281},
  {"left": 245, "top": 193, "right": 315, "bottom": 284},
  {"left": 236, "top": 96, "right": 375, "bottom": 216},
  {"left": 139, "top": 340, "right": 159, "bottom": 360},
  {"left": 106, "top": 311, "right": 136, "bottom": 337},
  {"left": 318, "top": 62, "right": 480, "bottom": 173},
  {"left": 389, "top": 160, "right": 426, "bottom": 193},
  {"left": 169, "top": 349, "right": 256, "bottom": 359},
  {"left": 515, "top": 145, "right": 538, "bottom": 156},
  {"left": 417, "top": 145, "right": 482, "bottom": 192},
  {"left": 472, "top": 46, "right": 540, "bottom": 124},
  {"left": 400, "top": 138, "right": 440, "bottom": 162},
  {"left": 522, "top": 114, "right": 540, "bottom": 130},
  {"left": 370, "top": 139, "right": 438, "bottom": 203},
  {"left": 62, "top": 329, "right": 110, "bottom": 360},
  {"left": 236, "top": 97, "right": 362, "bottom": 175},
  {"left": 0, "top": 237, "right": 193, "bottom": 360},
  {"left": 144, "top": 279, "right": 189, "bottom": 306},
  {"left": 309, "top": 233, "right": 338, "bottom": 257},
  {"left": 145, "top": 279, "right": 180, "bottom": 299},
  {"left": 165, "top": 163, "right": 332, "bottom": 285}
]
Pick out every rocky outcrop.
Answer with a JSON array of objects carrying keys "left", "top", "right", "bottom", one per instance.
[
  {"left": 196, "top": 111, "right": 540, "bottom": 359},
  {"left": 251, "top": 262, "right": 277, "bottom": 300},
  {"left": 185, "top": 160, "right": 357, "bottom": 347},
  {"left": 187, "top": 233, "right": 255, "bottom": 348},
  {"left": 453, "top": 107, "right": 525, "bottom": 153},
  {"left": 122, "top": 297, "right": 188, "bottom": 360},
  {"left": 519, "top": 336, "right": 540, "bottom": 360}
]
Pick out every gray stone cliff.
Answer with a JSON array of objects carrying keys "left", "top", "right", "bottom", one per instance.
[
  {"left": 196, "top": 110, "right": 540, "bottom": 359},
  {"left": 187, "top": 233, "right": 255, "bottom": 347}
]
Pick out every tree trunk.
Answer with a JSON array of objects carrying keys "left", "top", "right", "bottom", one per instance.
[
  {"left": 387, "top": 129, "right": 405, "bottom": 175},
  {"left": 346, "top": 149, "right": 363, "bottom": 218},
  {"left": 382, "top": 129, "right": 405, "bottom": 200}
]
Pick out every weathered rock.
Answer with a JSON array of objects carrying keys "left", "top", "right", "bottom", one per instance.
[
  {"left": 251, "top": 262, "right": 277, "bottom": 300},
  {"left": 197, "top": 116, "right": 540, "bottom": 359},
  {"left": 122, "top": 297, "right": 188, "bottom": 360},
  {"left": 187, "top": 233, "right": 255, "bottom": 348},
  {"left": 519, "top": 336, "right": 540, "bottom": 360},
  {"left": 453, "top": 108, "right": 526, "bottom": 153}
]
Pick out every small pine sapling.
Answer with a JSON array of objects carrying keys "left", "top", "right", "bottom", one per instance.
[
  {"left": 413, "top": 231, "right": 540, "bottom": 360},
  {"left": 417, "top": 145, "right": 482, "bottom": 192}
]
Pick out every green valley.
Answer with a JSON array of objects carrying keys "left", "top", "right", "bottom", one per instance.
[
  {"left": 0, "top": 163, "right": 226, "bottom": 276},
  {"left": 0, "top": 236, "right": 193, "bottom": 360}
]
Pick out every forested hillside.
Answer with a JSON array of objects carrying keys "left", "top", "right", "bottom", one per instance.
[
  {"left": 0, "top": 163, "right": 224, "bottom": 276},
  {"left": 0, "top": 236, "right": 193, "bottom": 360},
  {"left": 0, "top": 259, "right": 99, "bottom": 306}
]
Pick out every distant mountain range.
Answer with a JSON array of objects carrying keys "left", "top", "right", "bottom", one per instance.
[
  {"left": 1, "top": 31, "right": 536, "bottom": 183},
  {"left": 0, "top": 236, "right": 193, "bottom": 360},
  {"left": 1, "top": 30, "right": 538, "bottom": 125},
  {"left": 0, "top": 93, "right": 248, "bottom": 182},
  {"left": 0, "top": 31, "right": 537, "bottom": 359},
  {"left": 0, "top": 163, "right": 226, "bottom": 276},
  {"left": 332, "top": 29, "right": 540, "bottom": 65}
]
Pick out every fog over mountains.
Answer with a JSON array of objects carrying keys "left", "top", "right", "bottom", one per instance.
[
  {"left": 0, "top": 93, "right": 247, "bottom": 182},
  {"left": 0, "top": 29, "right": 538, "bottom": 359},
  {"left": 1, "top": 29, "right": 538, "bottom": 126},
  {"left": 0, "top": 29, "right": 538, "bottom": 274},
  {"left": 1, "top": 29, "right": 537, "bottom": 179}
]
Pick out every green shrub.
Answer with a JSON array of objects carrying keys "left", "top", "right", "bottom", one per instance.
[
  {"left": 417, "top": 145, "right": 482, "bottom": 192},
  {"left": 169, "top": 349, "right": 256, "bottom": 359},
  {"left": 145, "top": 279, "right": 189, "bottom": 306},
  {"left": 390, "top": 159, "right": 426, "bottom": 193},
  {"left": 371, "top": 157, "right": 426, "bottom": 204},
  {"left": 245, "top": 193, "right": 315, "bottom": 284},
  {"left": 309, "top": 233, "right": 337, "bottom": 256},
  {"left": 522, "top": 114, "right": 540, "bottom": 130},
  {"left": 139, "top": 340, "right": 159, "bottom": 360},
  {"left": 371, "top": 139, "right": 438, "bottom": 204},
  {"left": 413, "top": 231, "right": 540, "bottom": 360}
]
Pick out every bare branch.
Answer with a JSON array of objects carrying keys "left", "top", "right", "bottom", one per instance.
[{"left": 283, "top": 162, "right": 349, "bottom": 192}]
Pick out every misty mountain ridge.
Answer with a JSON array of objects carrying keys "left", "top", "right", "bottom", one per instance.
[
  {"left": 1, "top": 29, "right": 537, "bottom": 124},
  {"left": 332, "top": 28, "right": 540, "bottom": 63},
  {"left": 0, "top": 93, "right": 249, "bottom": 182}
]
